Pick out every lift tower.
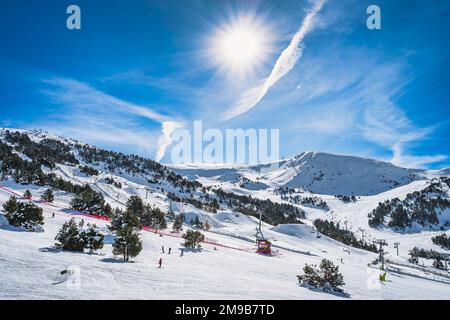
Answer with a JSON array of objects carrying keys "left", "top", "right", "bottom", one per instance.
[{"left": 374, "top": 239, "right": 388, "bottom": 270}]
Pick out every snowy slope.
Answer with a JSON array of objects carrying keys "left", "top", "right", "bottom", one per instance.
[
  {"left": 1, "top": 129, "right": 450, "bottom": 299},
  {"left": 171, "top": 152, "right": 425, "bottom": 196},
  {"left": 1, "top": 186, "right": 449, "bottom": 300}
]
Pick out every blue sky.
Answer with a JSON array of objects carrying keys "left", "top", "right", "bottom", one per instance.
[{"left": 0, "top": 0, "right": 449, "bottom": 168}]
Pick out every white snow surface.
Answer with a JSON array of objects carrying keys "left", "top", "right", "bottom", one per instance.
[
  {"left": 0, "top": 129, "right": 449, "bottom": 299},
  {"left": 1, "top": 181, "right": 449, "bottom": 300},
  {"left": 171, "top": 152, "right": 426, "bottom": 196}
]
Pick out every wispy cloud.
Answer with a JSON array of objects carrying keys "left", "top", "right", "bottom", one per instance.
[
  {"left": 392, "top": 140, "right": 447, "bottom": 169},
  {"left": 39, "top": 77, "right": 183, "bottom": 159},
  {"left": 222, "top": 0, "right": 326, "bottom": 120},
  {"left": 229, "top": 44, "right": 446, "bottom": 169}
]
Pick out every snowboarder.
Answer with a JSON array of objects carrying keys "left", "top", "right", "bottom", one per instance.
[
  {"left": 158, "top": 258, "right": 163, "bottom": 268},
  {"left": 379, "top": 272, "right": 387, "bottom": 283},
  {"left": 161, "top": 246, "right": 165, "bottom": 253},
  {"left": 168, "top": 247, "right": 171, "bottom": 254}
]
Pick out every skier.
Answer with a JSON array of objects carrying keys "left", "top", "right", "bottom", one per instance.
[
  {"left": 168, "top": 247, "right": 171, "bottom": 254},
  {"left": 158, "top": 258, "right": 163, "bottom": 268},
  {"left": 161, "top": 245, "right": 165, "bottom": 253},
  {"left": 52, "top": 212, "right": 55, "bottom": 218},
  {"left": 180, "top": 249, "right": 184, "bottom": 257}
]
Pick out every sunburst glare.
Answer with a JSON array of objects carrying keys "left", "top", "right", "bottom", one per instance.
[{"left": 207, "top": 13, "right": 275, "bottom": 79}]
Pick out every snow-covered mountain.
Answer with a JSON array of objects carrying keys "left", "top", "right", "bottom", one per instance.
[
  {"left": 171, "top": 152, "right": 425, "bottom": 196},
  {"left": 1, "top": 128, "right": 449, "bottom": 300}
]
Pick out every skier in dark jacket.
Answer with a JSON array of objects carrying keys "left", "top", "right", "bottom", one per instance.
[
  {"left": 158, "top": 258, "right": 163, "bottom": 268},
  {"left": 168, "top": 247, "right": 172, "bottom": 254},
  {"left": 161, "top": 246, "right": 165, "bottom": 253}
]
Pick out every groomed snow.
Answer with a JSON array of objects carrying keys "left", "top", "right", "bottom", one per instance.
[{"left": 1, "top": 184, "right": 449, "bottom": 300}]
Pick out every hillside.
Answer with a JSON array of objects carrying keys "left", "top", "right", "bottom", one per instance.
[
  {"left": 172, "top": 152, "right": 425, "bottom": 196},
  {"left": 1, "top": 183, "right": 449, "bottom": 299},
  {"left": 1, "top": 128, "right": 449, "bottom": 299}
]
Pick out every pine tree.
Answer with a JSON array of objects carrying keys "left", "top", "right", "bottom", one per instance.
[
  {"left": 172, "top": 214, "right": 184, "bottom": 233},
  {"left": 126, "top": 195, "right": 144, "bottom": 218},
  {"left": 297, "top": 259, "right": 345, "bottom": 293},
  {"left": 182, "top": 229, "right": 205, "bottom": 249},
  {"left": 388, "top": 205, "right": 410, "bottom": 228},
  {"left": 297, "top": 264, "right": 321, "bottom": 288},
  {"left": 3, "top": 197, "right": 44, "bottom": 231},
  {"left": 432, "top": 233, "right": 450, "bottom": 250},
  {"left": 151, "top": 208, "right": 167, "bottom": 230},
  {"left": 408, "top": 249, "right": 419, "bottom": 264},
  {"left": 109, "top": 208, "right": 142, "bottom": 262},
  {"left": 433, "top": 257, "right": 445, "bottom": 270},
  {"left": 23, "top": 189, "right": 32, "bottom": 199},
  {"left": 109, "top": 207, "right": 141, "bottom": 233},
  {"left": 140, "top": 205, "right": 154, "bottom": 226},
  {"left": 41, "top": 188, "right": 54, "bottom": 202},
  {"left": 112, "top": 227, "right": 143, "bottom": 262},
  {"left": 102, "top": 203, "right": 113, "bottom": 217},
  {"left": 55, "top": 218, "right": 85, "bottom": 251},
  {"left": 82, "top": 223, "right": 104, "bottom": 254},
  {"left": 70, "top": 185, "right": 105, "bottom": 214},
  {"left": 320, "top": 259, "right": 345, "bottom": 291},
  {"left": 2, "top": 196, "right": 20, "bottom": 216}
]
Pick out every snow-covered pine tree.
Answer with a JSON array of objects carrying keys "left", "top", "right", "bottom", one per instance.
[
  {"left": 433, "top": 257, "right": 445, "bottom": 270},
  {"left": 41, "top": 188, "right": 54, "bottom": 202},
  {"left": 408, "top": 249, "right": 419, "bottom": 264}
]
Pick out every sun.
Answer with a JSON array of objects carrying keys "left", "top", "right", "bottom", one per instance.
[
  {"left": 222, "top": 28, "right": 262, "bottom": 66},
  {"left": 207, "top": 14, "right": 274, "bottom": 78}
]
